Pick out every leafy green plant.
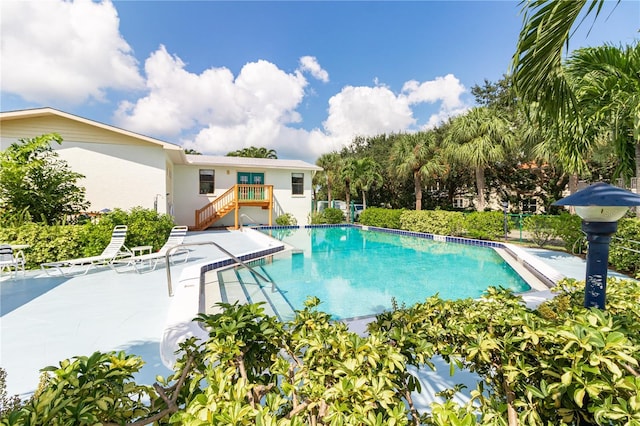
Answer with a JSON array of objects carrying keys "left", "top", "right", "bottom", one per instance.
[
  {"left": 463, "top": 211, "right": 505, "bottom": 240},
  {"left": 552, "top": 212, "right": 584, "bottom": 253},
  {"left": 358, "top": 207, "right": 404, "bottom": 229},
  {"left": 3, "top": 279, "right": 640, "bottom": 425},
  {"left": 609, "top": 218, "right": 640, "bottom": 276},
  {"left": 320, "top": 207, "right": 344, "bottom": 224},
  {"left": 2, "top": 352, "right": 155, "bottom": 425},
  {"left": 0, "top": 133, "right": 89, "bottom": 224},
  {"left": 275, "top": 213, "right": 297, "bottom": 226},
  {"left": 400, "top": 210, "right": 465, "bottom": 236},
  {"left": 0, "top": 369, "right": 21, "bottom": 419},
  {"left": 0, "top": 208, "right": 175, "bottom": 268},
  {"left": 523, "top": 214, "right": 561, "bottom": 247}
]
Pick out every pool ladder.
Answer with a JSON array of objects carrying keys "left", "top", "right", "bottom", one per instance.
[{"left": 164, "top": 241, "right": 275, "bottom": 297}]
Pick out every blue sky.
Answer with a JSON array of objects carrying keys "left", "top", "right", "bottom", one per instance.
[{"left": 1, "top": 1, "right": 638, "bottom": 162}]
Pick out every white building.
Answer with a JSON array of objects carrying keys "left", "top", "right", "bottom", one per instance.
[{"left": 0, "top": 108, "right": 322, "bottom": 229}]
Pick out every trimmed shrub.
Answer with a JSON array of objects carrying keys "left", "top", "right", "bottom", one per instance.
[
  {"left": 275, "top": 213, "right": 297, "bottom": 226},
  {"left": 358, "top": 207, "right": 403, "bottom": 229},
  {"left": 553, "top": 212, "right": 584, "bottom": 253},
  {"left": 463, "top": 211, "right": 505, "bottom": 240},
  {"left": 400, "top": 210, "right": 465, "bottom": 236},
  {"left": 523, "top": 214, "right": 561, "bottom": 247},
  {"left": 610, "top": 218, "right": 640, "bottom": 276},
  {"left": 309, "top": 208, "right": 344, "bottom": 225}
]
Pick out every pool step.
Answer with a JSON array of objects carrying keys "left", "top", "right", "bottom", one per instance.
[{"left": 217, "top": 265, "right": 295, "bottom": 321}]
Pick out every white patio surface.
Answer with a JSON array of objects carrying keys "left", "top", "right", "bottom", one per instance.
[
  {"left": 0, "top": 229, "right": 277, "bottom": 399},
  {"left": 1, "top": 230, "right": 633, "bottom": 410}
]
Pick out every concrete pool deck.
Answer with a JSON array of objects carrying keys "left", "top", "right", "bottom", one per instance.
[{"left": 1, "top": 229, "right": 634, "bottom": 408}]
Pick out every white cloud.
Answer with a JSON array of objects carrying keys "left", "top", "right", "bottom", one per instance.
[
  {"left": 298, "top": 56, "right": 329, "bottom": 83},
  {"left": 0, "top": 0, "right": 144, "bottom": 105},
  {"left": 323, "top": 86, "right": 415, "bottom": 139},
  {"left": 401, "top": 74, "right": 466, "bottom": 109}
]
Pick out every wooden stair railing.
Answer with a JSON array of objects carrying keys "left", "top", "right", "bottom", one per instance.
[
  {"left": 193, "top": 184, "right": 274, "bottom": 231},
  {"left": 194, "top": 185, "right": 237, "bottom": 231}
]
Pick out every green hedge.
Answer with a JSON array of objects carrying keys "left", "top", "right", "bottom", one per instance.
[
  {"left": 399, "top": 210, "right": 465, "bottom": 236},
  {"left": 610, "top": 218, "right": 640, "bottom": 276},
  {"left": 309, "top": 207, "right": 344, "bottom": 225},
  {"left": 358, "top": 207, "right": 403, "bottom": 229},
  {"left": 0, "top": 208, "right": 175, "bottom": 269}
]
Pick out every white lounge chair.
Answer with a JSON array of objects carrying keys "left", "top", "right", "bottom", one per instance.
[
  {"left": 0, "top": 244, "right": 26, "bottom": 278},
  {"left": 41, "top": 225, "right": 131, "bottom": 276},
  {"left": 110, "top": 226, "right": 190, "bottom": 273}
]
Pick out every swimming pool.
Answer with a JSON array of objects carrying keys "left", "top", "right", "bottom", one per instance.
[{"left": 225, "top": 226, "right": 530, "bottom": 320}]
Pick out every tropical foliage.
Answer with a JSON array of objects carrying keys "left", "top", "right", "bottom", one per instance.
[
  {"left": 226, "top": 146, "right": 278, "bottom": 159},
  {"left": 0, "top": 133, "right": 89, "bottom": 224},
  {"left": 3, "top": 279, "right": 640, "bottom": 425}
]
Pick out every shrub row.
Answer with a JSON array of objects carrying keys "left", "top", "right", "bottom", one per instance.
[
  {"left": 0, "top": 208, "right": 175, "bottom": 269},
  {"left": 359, "top": 208, "right": 639, "bottom": 276},
  {"left": 359, "top": 208, "right": 505, "bottom": 240}
]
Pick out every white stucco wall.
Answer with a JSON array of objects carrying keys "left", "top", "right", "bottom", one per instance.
[
  {"left": 54, "top": 142, "right": 168, "bottom": 213},
  {"left": 173, "top": 166, "right": 315, "bottom": 228}
]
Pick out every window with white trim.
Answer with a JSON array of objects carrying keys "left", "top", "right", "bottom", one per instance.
[
  {"left": 291, "top": 173, "right": 304, "bottom": 195},
  {"left": 199, "top": 169, "right": 214, "bottom": 194}
]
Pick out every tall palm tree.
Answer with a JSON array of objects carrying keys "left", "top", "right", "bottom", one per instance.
[
  {"left": 315, "top": 152, "right": 342, "bottom": 204},
  {"left": 388, "top": 131, "right": 443, "bottom": 211},
  {"left": 339, "top": 157, "right": 358, "bottom": 222},
  {"left": 445, "top": 107, "right": 515, "bottom": 211},
  {"left": 352, "top": 157, "right": 383, "bottom": 210},
  {"left": 566, "top": 44, "right": 640, "bottom": 183}
]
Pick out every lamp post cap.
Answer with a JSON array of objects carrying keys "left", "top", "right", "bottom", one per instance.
[{"left": 553, "top": 182, "right": 640, "bottom": 207}]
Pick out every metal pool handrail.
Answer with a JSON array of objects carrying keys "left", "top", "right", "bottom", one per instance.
[{"left": 165, "top": 241, "right": 273, "bottom": 297}]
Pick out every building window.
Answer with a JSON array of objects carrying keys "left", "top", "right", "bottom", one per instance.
[
  {"left": 453, "top": 196, "right": 468, "bottom": 209},
  {"left": 523, "top": 198, "right": 537, "bottom": 213},
  {"left": 291, "top": 173, "right": 304, "bottom": 195},
  {"left": 199, "top": 169, "right": 214, "bottom": 194}
]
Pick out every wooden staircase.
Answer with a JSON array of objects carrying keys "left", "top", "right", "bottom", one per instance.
[{"left": 193, "top": 184, "right": 273, "bottom": 231}]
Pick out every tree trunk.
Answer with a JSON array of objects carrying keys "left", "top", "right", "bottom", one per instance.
[
  {"left": 475, "top": 167, "right": 486, "bottom": 211},
  {"left": 327, "top": 180, "right": 332, "bottom": 205},
  {"left": 345, "top": 180, "right": 351, "bottom": 223},
  {"left": 362, "top": 190, "right": 367, "bottom": 210},
  {"left": 569, "top": 174, "right": 578, "bottom": 194},
  {"left": 414, "top": 170, "right": 423, "bottom": 211}
]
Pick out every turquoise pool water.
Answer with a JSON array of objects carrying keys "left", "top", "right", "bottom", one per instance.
[{"left": 258, "top": 227, "right": 530, "bottom": 320}]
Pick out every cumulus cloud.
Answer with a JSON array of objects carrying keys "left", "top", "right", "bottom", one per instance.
[
  {"left": 323, "top": 86, "right": 415, "bottom": 138},
  {"left": 117, "top": 49, "right": 469, "bottom": 162},
  {"left": 298, "top": 56, "right": 329, "bottom": 83},
  {"left": 321, "top": 75, "right": 468, "bottom": 143},
  {"left": 401, "top": 74, "right": 465, "bottom": 109},
  {"left": 116, "top": 47, "right": 316, "bottom": 157},
  {"left": 0, "top": 0, "right": 144, "bottom": 105}
]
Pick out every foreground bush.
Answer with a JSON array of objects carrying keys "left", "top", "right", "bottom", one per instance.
[{"left": 3, "top": 278, "right": 639, "bottom": 425}]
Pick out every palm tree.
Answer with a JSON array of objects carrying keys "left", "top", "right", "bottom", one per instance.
[
  {"left": 388, "top": 131, "right": 443, "bottom": 211},
  {"left": 226, "top": 146, "right": 277, "bottom": 159},
  {"left": 352, "top": 157, "right": 382, "bottom": 210},
  {"left": 444, "top": 107, "right": 515, "bottom": 211},
  {"left": 339, "top": 157, "right": 358, "bottom": 223},
  {"left": 511, "top": 0, "right": 616, "bottom": 120},
  {"left": 315, "top": 152, "right": 342, "bottom": 205},
  {"left": 566, "top": 44, "right": 640, "bottom": 184}
]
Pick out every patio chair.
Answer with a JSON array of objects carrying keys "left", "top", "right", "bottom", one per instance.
[
  {"left": 41, "top": 225, "right": 131, "bottom": 276},
  {"left": 0, "top": 244, "right": 26, "bottom": 278},
  {"left": 110, "top": 226, "right": 190, "bottom": 273}
]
